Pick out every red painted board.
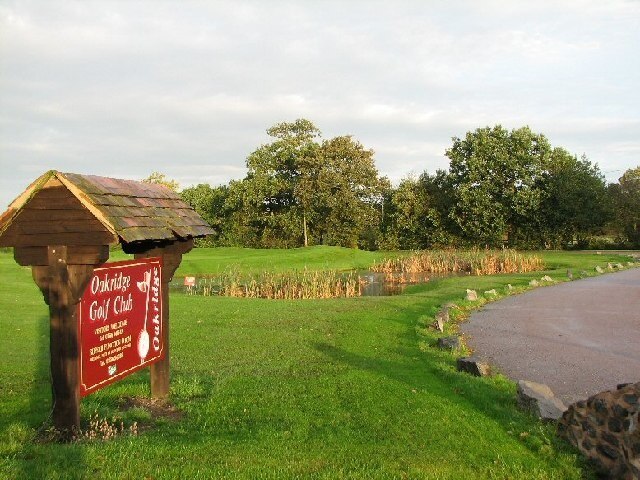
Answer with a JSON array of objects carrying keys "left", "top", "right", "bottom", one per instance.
[{"left": 78, "top": 257, "right": 163, "bottom": 397}]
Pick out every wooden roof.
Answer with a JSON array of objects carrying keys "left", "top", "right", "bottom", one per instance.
[{"left": 0, "top": 170, "right": 214, "bottom": 247}]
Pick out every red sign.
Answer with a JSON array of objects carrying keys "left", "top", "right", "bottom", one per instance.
[
  {"left": 78, "top": 258, "right": 163, "bottom": 397},
  {"left": 184, "top": 276, "right": 196, "bottom": 287}
]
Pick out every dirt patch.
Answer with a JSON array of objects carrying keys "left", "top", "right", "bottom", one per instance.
[
  {"left": 118, "top": 396, "right": 184, "bottom": 422},
  {"left": 35, "top": 397, "right": 184, "bottom": 444}
]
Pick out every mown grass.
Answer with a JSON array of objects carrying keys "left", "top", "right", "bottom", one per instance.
[
  {"left": 0, "top": 247, "right": 636, "bottom": 479},
  {"left": 174, "top": 246, "right": 398, "bottom": 276}
]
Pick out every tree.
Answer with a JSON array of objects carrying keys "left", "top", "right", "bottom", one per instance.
[
  {"left": 142, "top": 172, "right": 179, "bottom": 191},
  {"left": 303, "top": 135, "right": 385, "bottom": 248},
  {"left": 232, "top": 119, "right": 320, "bottom": 247},
  {"left": 419, "top": 170, "right": 462, "bottom": 247},
  {"left": 539, "top": 151, "right": 611, "bottom": 248},
  {"left": 445, "top": 125, "right": 550, "bottom": 246},
  {"left": 378, "top": 176, "right": 431, "bottom": 250},
  {"left": 233, "top": 119, "right": 385, "bottom": 248},
  {"left": 609, "top": 166, "right": 640, "bottom": 246},
  {"left": 180, "top": 184, "right": 232, "bottom": 245}
]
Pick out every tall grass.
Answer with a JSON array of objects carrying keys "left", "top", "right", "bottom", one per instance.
[
  {"left": 372, "top": 249, "right": 544, "bottom": 277},
  {"left": 188, "top": 268, "right": 360, "bottom": 299},
  {"left": 179, "top": 249, "right": 544, "bottom": 299}
]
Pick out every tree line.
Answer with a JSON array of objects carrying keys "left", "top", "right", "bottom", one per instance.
[{"left": 170, "top": 119, "right": 639, "bottom": 250}]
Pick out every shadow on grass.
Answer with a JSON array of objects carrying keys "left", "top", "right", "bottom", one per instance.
[
  {"left": 16, "top": 313, "right": 88, "bottom": 479},
  {"left": 314, "top": 338, "right": 509, "bottom": 416},
  {"left": 312, "top": 335, "right": 580, "bottom": 463},
  {"left": 312, "top": 283, "right": 589, "bottom": 474}
]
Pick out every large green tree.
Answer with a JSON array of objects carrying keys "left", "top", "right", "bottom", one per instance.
[
  {"left": 227, "top": 119, "right": 319, "bottom": 247},
  {"left": 230, "top": 119, "right": 385, "bottom": 248},
  {"left": 305, "top": 135, "right": 385, "bottom": 248},
  {"left": 539, "top": 151, "right": 610, "bottom": 248},
  {"left": 445, "top": 125, "right": 550, "bottom": 246}
]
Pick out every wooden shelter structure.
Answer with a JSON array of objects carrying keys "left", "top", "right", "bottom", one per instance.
[{"left": 0, "top": 170, "right": 213, "bottom": 435}]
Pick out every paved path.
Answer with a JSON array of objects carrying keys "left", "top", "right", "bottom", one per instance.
[{"left": 461, "top": 268, "right": 640, "bottom": 405}]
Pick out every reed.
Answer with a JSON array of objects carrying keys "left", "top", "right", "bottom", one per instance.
[
  {"left": 190, "top": 268, "right": 360, "bottom": 300},
  {"left": 371, "top": 248, "right": 543, "bottom": 276},
  {"left": 182, "top": 249, "right": 543, "bottom": 299}
]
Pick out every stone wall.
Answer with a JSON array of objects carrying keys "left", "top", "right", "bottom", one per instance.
[{"left": 558, "top": 382, "right": 639, "bottom": 479}]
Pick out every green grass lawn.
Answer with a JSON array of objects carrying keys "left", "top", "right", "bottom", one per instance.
[
  {"left": 173, "top": 245, "right": 397, "bottom": 276},
  {"left": 0, "top": 247, "right": 635, "bottom": 479}
]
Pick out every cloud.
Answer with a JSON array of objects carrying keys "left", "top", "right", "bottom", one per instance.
[{"left": 0, "top": 0, "right": 639, "bottom": 207}]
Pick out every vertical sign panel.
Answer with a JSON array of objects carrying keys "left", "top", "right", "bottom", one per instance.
[{"left": 78, "top": 257, "right": 163, "bottom": 397}]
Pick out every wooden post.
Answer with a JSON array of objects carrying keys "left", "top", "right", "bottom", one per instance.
[
  {"left": 134, "top": 239, "right": 193, "bottom": 398},
  {"left": 31, "top": 246, "right": 99, "bottom": 437}
]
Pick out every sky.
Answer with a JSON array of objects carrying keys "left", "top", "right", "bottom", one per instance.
[{"left": 1, "top": 0, "right": 639, "bottom": 208}]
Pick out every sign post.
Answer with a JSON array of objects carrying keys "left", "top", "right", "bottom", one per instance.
[{"left": 0, "top": 171, "right": 213, "bottom": 437}]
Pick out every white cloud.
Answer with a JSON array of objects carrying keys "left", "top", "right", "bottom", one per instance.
[{"left": 1, "top": 0, "right": 639, "bottom": 207}]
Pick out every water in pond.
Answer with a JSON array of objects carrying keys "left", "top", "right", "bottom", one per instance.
[{"left": 357, "top": 271, "right": 462, "bottom": 296}]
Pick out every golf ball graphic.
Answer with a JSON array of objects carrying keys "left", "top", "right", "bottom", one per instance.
[{"left": 138, "top": 329, "right": 150, "bottom": 361}]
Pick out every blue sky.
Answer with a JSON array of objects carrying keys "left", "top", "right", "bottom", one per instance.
[{"left": 1, "top": 0, "right": 639, "bottom": 208}]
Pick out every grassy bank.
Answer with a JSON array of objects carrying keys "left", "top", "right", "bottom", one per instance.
[
  {"left": 0, "top": 247, "right": 635, "bottom": 479},
  {"left": 175, "top": 245, "right": 397, "bottom": 276}
]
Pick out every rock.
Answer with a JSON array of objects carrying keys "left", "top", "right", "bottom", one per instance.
[
  {"left": 616, "top": 263, "right": 624, "bottom": 269},
  {"left": 607, "top": 263, "right": 614, "bottom": 270},
  {"left": 558, "top": 382, "right": 640, "bottom": 480},
  {"left": 567, "top": 269, "right": 573, "bottom": 279},
  {"left": 541, "top": 275, "right": 553, "bottom": 282},
  {"left": 484, "top": 289, "right": 497, "bottom": 296},
  {"left": 517, "top": 380, "right": 566, "bottom": 422},
  {"left": 595, "top": 266, "right": 604, "bottom": 273},
  {"left": 580, "top": 270, "right": 588, "bottom": 276},
  {"left": 443, "top": 302, "right": 457, "bottom": 309},
  {"left": 437, "top": 336, "right": 461, "bottom": 351},
  {"left": 435, "top": 309, "right": 450, "bottom": 324},
  {"left": 529, "top": 279, "right": 539, "bottom": 287},
  {"left": 432, "top": 317, "right": 444, "bottom": 332},
  {"left": 507, "top": 284, "right": 514, "bottom": 290},
  {"left": 456, "top": 356, "right": 491, "bottom": 377},
  {"left": 465, "top": 289, "right": 478, "bottom": 301}
]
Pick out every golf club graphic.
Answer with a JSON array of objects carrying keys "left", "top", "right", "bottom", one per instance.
[{"left": 136, "top": 270, "right": 152, "bottom": 363}]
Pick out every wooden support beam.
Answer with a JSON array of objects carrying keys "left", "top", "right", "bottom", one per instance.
[
  {"left": 31, "top": 245, "right": 103, "bottom": 438},
  {"left": 2, "top": 231, "right": 116, "bottom": 247},
  {"left": 134, "top": 239, "right": 193, "bottom": 398},
  {"left": 17, "top": 245, "right": 109, "bottom": 267}
]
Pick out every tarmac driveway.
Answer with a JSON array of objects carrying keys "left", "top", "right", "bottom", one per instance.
[{"left": 460, "top": 268, "right": 640, "bottom": 405}]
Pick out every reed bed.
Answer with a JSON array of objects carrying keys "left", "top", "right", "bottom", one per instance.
[
  {"left": 180, "top": 249, "right": 543, "bottom": 299},
  {"left": 188, "top": 268, "right": 360, "bottom": 299},
  {"left": 371, "top": 249, "right": 543, "bottom": 276}
]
